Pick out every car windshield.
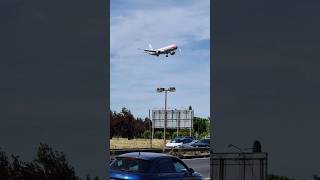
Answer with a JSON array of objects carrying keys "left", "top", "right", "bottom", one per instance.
[
  {"left": 171, "top": 138, "right": 183, "bottom": 143},
  {"left": 200, "top": 139, "right": 210, "bottom": 143},
  {"left": 110, "top": 157, "right": 150, "bottom": 173},
  {"left": 183, "top": 138, "right": 192, "bottom": 143}
]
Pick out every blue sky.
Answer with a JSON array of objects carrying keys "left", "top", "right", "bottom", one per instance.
[{"left": 110, "top": 0, "right": 210, "bottom": 118}]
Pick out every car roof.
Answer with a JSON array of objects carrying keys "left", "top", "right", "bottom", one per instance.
[
  {"left": 117, "top": 152, "right": 175, "bottom": 161},
  {"left": 174, "top": 136, "right": 193, "bottom": 139}
]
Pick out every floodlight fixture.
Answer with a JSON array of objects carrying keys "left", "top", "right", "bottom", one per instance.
[
  {"left": 169, "top": 87, "right": 176, "bottom": 92},
  {"left": 157, "top": 88, "right": 165, "bottom": 92}
]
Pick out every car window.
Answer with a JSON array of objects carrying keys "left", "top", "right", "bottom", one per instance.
[
  {"left": 110, "top": 157, "right": 150, "bottom": 173},
  {"left": 184, "top": 138, "right": 192, "bottom": 143},
  {"left": 156, "top": 158, "right": 175, "bottom": 173},
  {"left": 172, "top": 158, "right": 189, "bottom": 173},
  {"left": 201, "top": 139, "right": 209, "bottom": 143},
  {"left": 172, "top": 138, "right": 182, "bottom": 143}
]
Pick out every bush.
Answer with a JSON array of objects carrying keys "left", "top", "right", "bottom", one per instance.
[
  {"left": 143, "top": 130, "right": 151, "bottom": 139},
  {"left": 165, "top": 132, "right": 170, "bottom": 140},
  {"left": 154, "top": 131, "right": 163, "bottom": 139},
  {"left": 176, "top": 129, "right": 191, "bottom": 137},
  {"left": 171, "top": 132, "right": 178, "bottom": 139},
  {"left": 199, "top": 132, "right": 209, "bottom": 139},
  {"left": 0, "top": 143, "right": 83, "bottom": 180}
]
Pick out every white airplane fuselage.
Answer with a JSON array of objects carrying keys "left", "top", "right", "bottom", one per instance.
[{"left": 143, "top": 44, "right": 178, "bottom": 57}]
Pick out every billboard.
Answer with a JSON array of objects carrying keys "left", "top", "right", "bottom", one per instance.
[{"left": 152, "top": 109, "right": 193, "bottom": 129}]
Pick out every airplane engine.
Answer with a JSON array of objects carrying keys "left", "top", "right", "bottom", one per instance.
[
  {"left": 170, "top": 51, "right": 176, "bottom": 55},
  {"left": 157, "top": 51, "right": 161, "bottom": 54}
]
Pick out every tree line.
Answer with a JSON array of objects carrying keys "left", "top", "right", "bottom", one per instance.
[
  {"left": 267, "top": 174, "right": 320, "bottom": 180},
  {"left": 0, "top": 143, "right": 98, "bottom": 180},
  {"left": 110, "top": 107, "right": 210, "bottom": 139}
]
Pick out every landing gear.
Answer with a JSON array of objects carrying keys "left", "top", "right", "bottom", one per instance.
[{"left": 166, "top": 54, "right": 168, "bottom": 57}]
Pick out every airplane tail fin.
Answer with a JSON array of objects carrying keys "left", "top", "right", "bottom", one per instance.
[{"left": 148, "top": 43, "right": 153, "bottom": 50}]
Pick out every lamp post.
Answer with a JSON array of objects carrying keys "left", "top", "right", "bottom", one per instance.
[{"left": 157, "top": 87, "right": 176, "bottom": 152}]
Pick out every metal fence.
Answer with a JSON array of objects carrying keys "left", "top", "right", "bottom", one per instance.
[{"left": 211, "top": 153, "right": 268, "bottom": 180}]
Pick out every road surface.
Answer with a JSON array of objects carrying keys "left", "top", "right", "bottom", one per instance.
[{"left": 183, "top": 157, "right": 210, "bottom": 179}]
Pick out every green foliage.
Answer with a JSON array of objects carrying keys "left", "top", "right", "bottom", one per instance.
[
  {"left": 0, "top": 144, "right": 98, "bottom": 180},
  {"left": 193, "top": 117, "right": 209, "bottom": 138},
  {"left": 111, "top": 108, "right": 212, "bottom": 140},
  {"left": 165, "top": 132, "right": 170, "bottom": 139},
  {"left": 172, "top": 131, "right": 178, "bottom": 139},
  {"left": 154, "top": 131, "right": 163, "bottom": 139},
  {"left": 143, "top": 130, "right": 151, "bottom": 139},
  {"left": 174, "top": 129, "right": 192, "bottom": 137},
  {"left": 199, "top": 132, "right": 209, "bottom": 139},
  {"left": 111, "top": 108, "right": 151, "bottom": 139},
  {"left": 34, "top": 143, "right": 78, "bottom": 180}
]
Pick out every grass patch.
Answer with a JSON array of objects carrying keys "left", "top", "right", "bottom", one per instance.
[{"left": 110, "top": 138, "right": 170, "bottom": 149}]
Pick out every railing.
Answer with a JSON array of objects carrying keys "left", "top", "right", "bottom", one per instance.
[{"left": 110, "top": 147, "right": 210, "bottom": 159}]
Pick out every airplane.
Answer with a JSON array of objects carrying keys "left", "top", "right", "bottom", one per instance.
[{"left": 139, "top": 44, "right": 181, "bottom": 57}]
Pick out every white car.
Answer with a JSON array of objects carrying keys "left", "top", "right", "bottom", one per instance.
[
  {"left": 166, "top": 137, "right": 193, "bottom": 148},
  {"left": 166, "top": 141, "right": 183, "bottom": 148}
]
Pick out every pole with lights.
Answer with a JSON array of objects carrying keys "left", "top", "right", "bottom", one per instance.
[{"left": 157, "top": 87, "right": 176, "bottom": 152}]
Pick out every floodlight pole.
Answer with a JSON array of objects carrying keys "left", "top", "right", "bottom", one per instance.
[
  {"left": 163, "top": 90, "right": 167, "bottom": 152},
  {"left": 149, "top": 109, "right": 152, "bottom": 148},
  {"left": 157, "top": 87, "right": 175, "bottom": 152}
]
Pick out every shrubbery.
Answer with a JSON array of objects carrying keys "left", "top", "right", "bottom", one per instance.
[
  {"left": 0, "top": 144, "right": 98, "bottom": 180},
  {"left": 111, "top": 107, "right": 210, "bottom": 140}
]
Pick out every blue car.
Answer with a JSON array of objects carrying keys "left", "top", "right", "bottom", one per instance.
[
  {"left": 110, "top": 152, "right": 203, "bottom": 180},
  {"left": 190, "top": 139, "right": 210, "bottom": 148}
]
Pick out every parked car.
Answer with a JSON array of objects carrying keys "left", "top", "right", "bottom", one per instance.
[
  {"left": 166, "top": 136, "right": 194, "bottom": 148},
  {"left": 110, "top": 152, "right": 203, "bottom": 180},
  {"left": 180, "top": 139, "right": 199, "bottom": 148},
  {"left": 190, "top": 138, "right": 210, "bottom": 147}
]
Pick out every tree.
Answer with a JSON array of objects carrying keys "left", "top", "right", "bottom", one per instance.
[
  {"left": 0, "top": 144, "right": 98, "bottom": 180},
  {"left": 252, "top": 140, "right": 262, "bottom": 152},
  {"left": 193, "top": 117, "right": 209, "bottom": 138},
  {"left": 154, "top": 131, "right": 163, "bottom": 139},
  {"left": 110, "top": 108, "right": 153, "bottom": 139},
  {"left": 313, "top": 175, "right": 320, "bottom": 180},
  {"left": 34, "top": 143, "right": 79, "bottom": 180},
  {"left": 143, "top": 130, "right": 151, "bottom": 139},
  {"left": 267, "top": 174, "right": 295, "bottom": 180}
]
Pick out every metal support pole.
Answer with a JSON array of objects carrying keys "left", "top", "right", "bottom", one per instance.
[
  {"left": 163, "top": 91, "right": 167, "bottom": 152},
  {"left": 190, "top": 110, "right": 193, "bottom": 137},
  {"left": 243, "top": 159, "right": 246, "bottom": 180},
  {"left": 219, "top": 159, "right": 224, "bottom": 180},
  {"left": 266, "top": 153, "right": 268, "bottom": 180},
  {"left": 151, "top": 118, "right": 154, "bottom": 147},
  {"left": 177, "top": 111, "right": 180, "bottom": 137},
  {"left": 260, "top": 159, "right": 264, "bottom": 180},
  {"left": 149, "top": 109, "right": 152, "bottom": 148}
]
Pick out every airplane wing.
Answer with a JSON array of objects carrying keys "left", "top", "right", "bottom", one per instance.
[
  {"left": 137, "top": 48, "right": 157, "bottom": 53},
  {"left": 143, "top": 49, "right": 157, "bottom": 53}
]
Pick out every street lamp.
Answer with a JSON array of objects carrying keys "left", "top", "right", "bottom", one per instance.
[{"left": 157, "top": 87, "right": 176, "bottom": 152}]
